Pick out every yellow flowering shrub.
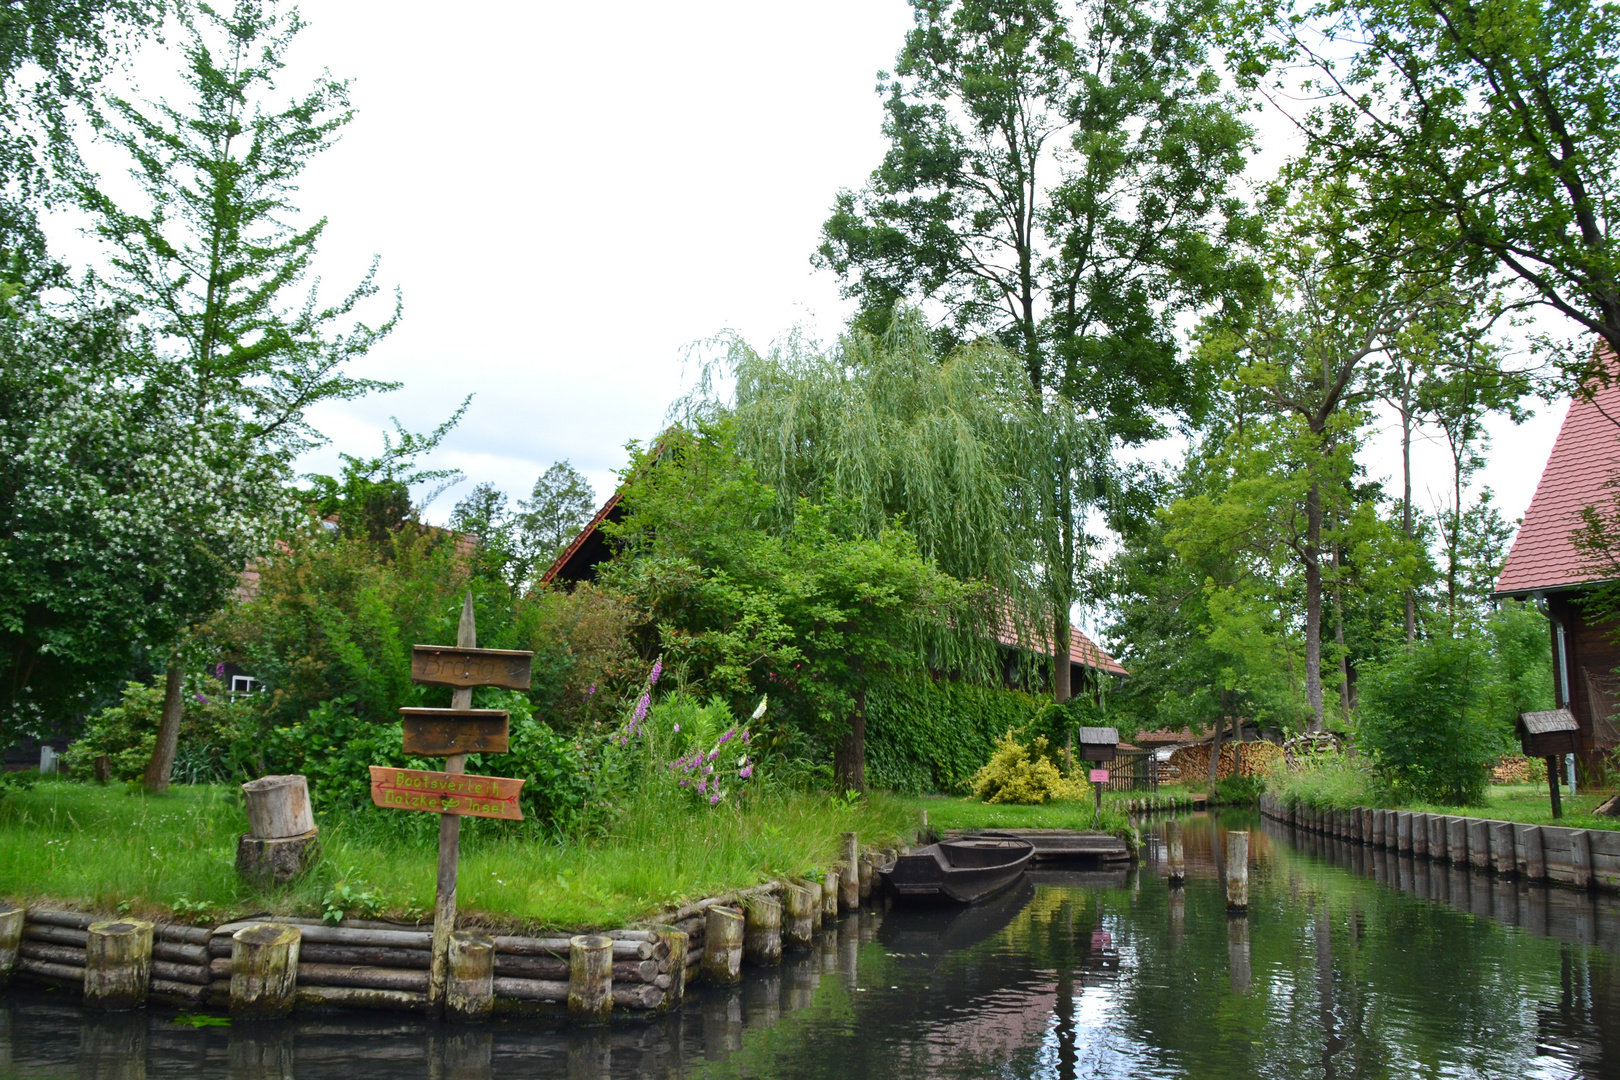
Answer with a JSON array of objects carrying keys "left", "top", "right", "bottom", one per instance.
[{"left": 971, "top": 733, "right": 1091, "bottom": 805}]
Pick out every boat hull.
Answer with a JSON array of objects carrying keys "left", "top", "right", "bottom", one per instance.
[{"left": 878, "top": 837, "right": 1035, "bottom": 904}]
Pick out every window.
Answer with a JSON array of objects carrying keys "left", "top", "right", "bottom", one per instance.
[{"left": 230, "top": 675, "right": 257, "bottom": 695}]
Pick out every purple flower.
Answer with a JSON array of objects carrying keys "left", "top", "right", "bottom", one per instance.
[
  {"left": 706, "top": 749, "right": 718, "bottom": 762},
  {"left": 215, "top": 663, "right": 225, "bottom": 678},
  {"left": 718, "top": 729, "right": 734, "bottom": 746},
  {"left": 697, "top": 778, "right": 707, "bottom": 794},
  {"left": 587, "top": 685, "right": 596, "bottom": 696},
  {"left": 709, "top": 793, "right": 721, "bottom": 805},
  {"left": 739, "top": 764, "right": 754, "bottom": 779},
  {"left": 673, "top": 724, "right": 680, "bottom": 733},
  {"left": 193, "top": 693, "right": 207, "bottom": 704},
  {"left": 649, "top": 657, "right": 662, "bottom": 685},
  {"left": 634, "top": 693, "right": 649, "bottom": 723}
]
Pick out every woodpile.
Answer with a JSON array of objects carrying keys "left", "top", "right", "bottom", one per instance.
[
  {"left": 1491, "top": 754, "right": 1545, "bottom": 784},
  {"left": 1165, "top": 740, "right": 1282, "bottom": 782}
]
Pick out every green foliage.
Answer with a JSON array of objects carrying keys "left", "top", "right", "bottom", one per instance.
[
  {"left": 1356, "top": 635, "right": 1500, "bottom": 805},
  {"left": 971, "top": 733, "right": 1090, "bottom": 805},
  {"left": 322, "top": 869, "right": 385, "bottom": 924},
  {"left": 602, "top": 419, "right": 978, "bottom": 785},
  {"left": 1485, "top": 601, "right": 1555, "bottom": 730},
  {"left": 1265, "top": 747, "right": 1376, "bottom": 810},
  {"left": 860, "top": 674, "right": 1045, "bottom": 795},
  {"left": 62, "top": 676, "right": 261, "bottom": 783},
  {"left": 1214, "top": 773, "right": 1267, "bottom": 805}
]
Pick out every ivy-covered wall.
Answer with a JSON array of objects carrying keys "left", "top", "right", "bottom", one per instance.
[{"left": 865, "top": 674, "right": 1045, "bottom": 794}]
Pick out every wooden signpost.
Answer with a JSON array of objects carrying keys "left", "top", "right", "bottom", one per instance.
[{"left": 368, "top": 593, "right": 533, "bottom": 1015}]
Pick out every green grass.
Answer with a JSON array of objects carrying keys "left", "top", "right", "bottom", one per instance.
[
  {"left": 0, "top": 779, "right": 915, "bottom": 931},
  {"left": 1403, "top": 784, "right": 1620, "bottom": 831},
  {"left": 892, "top": 793, "right": 1130, "bottom": 833}
]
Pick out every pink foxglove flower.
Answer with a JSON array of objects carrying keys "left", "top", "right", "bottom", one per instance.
[
  {"left": 649, "top": 657, "right": 662, "bottom": 685},
  {"left": 709, "top": 794, "right": 721, "bottom": 805}
]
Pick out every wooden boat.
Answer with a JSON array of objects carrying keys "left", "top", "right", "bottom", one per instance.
[{"left": 878, "top": 835, "right": 1035, "bottom": 904}]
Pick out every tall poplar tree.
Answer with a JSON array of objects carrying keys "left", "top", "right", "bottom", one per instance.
[
  {"left": 77, "top": 0, "right": 399, "bottom": 789},
  {"left": 816, "top": 0, "right": 1256, "bottom": 697}
]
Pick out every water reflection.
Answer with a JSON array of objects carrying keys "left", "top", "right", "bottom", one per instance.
[{"left": 6, "top": 813, "right": 1620, "bottom": 1077}]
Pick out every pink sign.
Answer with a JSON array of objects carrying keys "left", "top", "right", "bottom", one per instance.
[{"left": 1089, "top": 769, "right": 1109, "bottom": 783}]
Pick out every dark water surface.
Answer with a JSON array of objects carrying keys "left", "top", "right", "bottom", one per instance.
[{"left": 5, "top": 810, "right": 1620, "bottom": 1079}]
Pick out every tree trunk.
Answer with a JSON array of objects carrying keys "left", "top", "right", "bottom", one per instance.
[
  {"left": 834, "top": 689, "right": 867, "bottom": 793},
  {"left": 1208, "top": 704, "right": 1224, "bottom": 787},
  {"left": 1401, "top": 394, "right": 1416, "bottom": 643},
  {"left": 1053, "top": 610, "right": 1071, "bottom": 704},
  {"left": 1304, "top": 480, "right": 1325, "bottom": 732},
  {"left": 1332, "top": 546, "right": 1352, "bottom": 721},
  {"left": 143, "top": 657, "right": 185, "bottom": 792}
]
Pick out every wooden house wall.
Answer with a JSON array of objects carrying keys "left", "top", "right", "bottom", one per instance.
[{"left": 1548, "top": 594, "right": 1620, "bottom": 776}]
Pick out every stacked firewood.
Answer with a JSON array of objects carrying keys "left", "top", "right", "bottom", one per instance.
[{"left": 1166, "top": 740, "right": 1283, "bottom": 782}]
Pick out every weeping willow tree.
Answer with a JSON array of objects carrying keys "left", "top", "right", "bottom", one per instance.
[{"left": 676, "top": 308, "right": 1113, "bottom": 703}]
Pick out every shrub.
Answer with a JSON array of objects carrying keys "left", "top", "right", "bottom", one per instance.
[
  {"left": 63, "top": 676, "right": 261, "bottom": 783},
  {"left": 1355, "top": 634, "right": 1498, "bottom": 806},
  {"left": 1266, "top": 746, "right": 1374, "bottom": 809},
  {"left": 971, "top": 733, "right": 1090, "bottom": 805}
]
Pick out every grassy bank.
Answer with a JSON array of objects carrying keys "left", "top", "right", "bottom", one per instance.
[
  {"left": 0, "top": 779, "right": 914, "bottom": 930},
  {"left": 893, "top": 794, "right": 1130, "bottom": 833}
]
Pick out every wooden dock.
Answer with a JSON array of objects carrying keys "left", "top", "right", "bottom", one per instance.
[{"left": 942, "top": 829, "right": 1130, "bottom": 863}]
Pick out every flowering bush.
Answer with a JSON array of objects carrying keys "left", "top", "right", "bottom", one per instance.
[{"left": 667, "top": 695, "right": 764, "bottom": 807}]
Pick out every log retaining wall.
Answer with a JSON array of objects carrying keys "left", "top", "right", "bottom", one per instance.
[
  {"left": 1259, "top": 794, "right": 1620, "bottom": 892},
  {"left": 0, "top": 837, "right": 895, "bottom": 1025}
]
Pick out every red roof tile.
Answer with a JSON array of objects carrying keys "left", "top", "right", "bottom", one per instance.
[
  {"left": 992, "top": 613, "right": 1130, "bottom": 677},
  {"left": 1496, "top": 375, "right": 1620, "bottom": 595}
]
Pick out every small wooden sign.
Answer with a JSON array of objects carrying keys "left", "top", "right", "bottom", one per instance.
[
  {"left": 411, "top": 646, "right": 533, "bottom": 690},
  {"left": 400, "top": 709, "right": 510, "bottom": 756},
  {"left": 369, "top": 766, "right": 525, "bottom": 820},
  {"left": 1089, "top": 769, "right": 1109, "bottom": 783}
]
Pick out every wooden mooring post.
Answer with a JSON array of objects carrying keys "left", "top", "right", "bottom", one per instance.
[
  {"left": 1225, "top": 831, "right": 1249, "bottom": 912},
  {"left": 0, "top": 903, "right": 21, "bottom": 986},
  {"left": 85, "top": 920, "right": 153, "bottom": 1011},
  {"left": 1166, "top": 820, "right": 1185, "bottom": 884}
]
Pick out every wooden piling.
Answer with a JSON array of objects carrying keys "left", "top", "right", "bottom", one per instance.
[
  {"left": 446, "top": 931, "right": 494, "bottom": 1021},
  {"left": 842, "top": 833, "right": 860, "bottom": 904},
  {"left": 85, "top": 920, "right": 153, "bottom": 1010},
  {"left": 857, "top": 852, "right": 874, "bottom": 900},
  {"left": 1371, "top": 809, "right": 1386, "bottom": 848},
  {"left": 1397, "top": 811, "right": 1413, "bottom": 853},
  {"left": 229, "top": 923, "right": 301, "bottom": 1019},
  {"left": 0, "top": 903, "right": 21, "bottom": 986},
  {"left": 1225, "top": 831, "right": 1249, "bottom": 911},
  {"left": 1492, "top": 822, "right": 1517, "bottom": 876},
  {"left": 1518, "top": 824, "right": 1547, "bottom": 880},
  {"left": 783, "top": 881, "right": 816, "bottom": 949},
  {"left": 742, "top": 895, "right": 782, "bottom": 966},
  {"left": 1166, "top": 820, "right": 1185, "bottom": 884},
  {"left": 651, "top": 925, "right": 687, "bottom": 1009},
  {"left": 820, "top": 869, "right": 840, "bottom": 923},
  {"left": 1571, "top": 829, "right": 1594, "bottom": 890},
  {"left": 1467, "top": 819, "right": 1491, "bottom": 870},
  {"left": 701, "top": 906, "right": 744, "bottom": 985},
  {"left": 568, "top": 934, "right": 613, "bottom": 1023}
]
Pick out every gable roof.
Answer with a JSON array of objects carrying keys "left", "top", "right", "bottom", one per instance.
[
  {"left": 991, "top": 614, "right": 1129, "bottom": 678},
  {"left": 1495, "top": 375, "right": 1620, "bottom": 596}
]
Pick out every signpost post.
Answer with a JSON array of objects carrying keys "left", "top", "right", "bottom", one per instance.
[{"left": 368, "top": 592, "right": 533, "bottom": 1016}]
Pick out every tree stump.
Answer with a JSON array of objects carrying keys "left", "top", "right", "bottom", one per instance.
[
  {"left": 742, "top": 895, "right": 782, "bottom": 966},
  {"left": 241, "top": 775, "right": 315, "bottom": 838},
  {"left": 857, "top": 853, "right": 874, "bottom": 900},
  {"left": 650, "top": 925, "right": 688, "bottom": 1010},
  {"left": 230, "top": 923, "right": 301, "bottom": 1019},
  {"left": 0, "top": 903, "right": 22, "bottom": 986},
  {"left": 701, "top": 906, "right": 744, "bottom": 985},
  {"left": 568, "top": 935, "right": 612, "bottom": 1024},
  {"left": 236, "top": 831, "right": 320, "bottom": 887},
  {"left": 446, "top": 931, "right": 494, "bottom": 1021},
  {"left": 782, "top": 882, "right": 816, "bottom": 950},
  {"left": 85, "top": 920, "right": 153, "bottom": 1011}
]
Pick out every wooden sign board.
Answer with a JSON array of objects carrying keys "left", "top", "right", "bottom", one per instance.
[
  {"left": 400, "top": 709, "right": 509, "bottom": 756},
  {"left": 411, "top": 646, "right": 533, "bottom": 691},
  {"left": 369, "top": 766, "right": 524, "bottom": 820}
]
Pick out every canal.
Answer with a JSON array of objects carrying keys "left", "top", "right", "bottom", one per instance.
[{"left": 3, "top": 810, "right": 1619, "bottom": 1079}]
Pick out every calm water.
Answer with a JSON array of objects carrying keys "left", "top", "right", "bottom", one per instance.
[{"left": 5, "top": 811, "right": 1620, "bottom": 1079}]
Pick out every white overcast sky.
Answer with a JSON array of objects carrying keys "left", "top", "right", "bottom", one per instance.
[{"left": 49, "top": 0, "right": 1567, "bottom": 558}]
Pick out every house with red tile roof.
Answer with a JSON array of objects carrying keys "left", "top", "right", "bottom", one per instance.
[{"left": 1495, "top": 375, "right": 1620, "bottom": 775}]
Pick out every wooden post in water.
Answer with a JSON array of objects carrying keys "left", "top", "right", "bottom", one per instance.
[
  {"left": 446, "top": 931, "right": 494, "bottom": 1021},
  {"left": 429, "top": 592, "right": 478, "bottom": 1014},
  {"left": 1225, "top": 831, "right": 1249, "bottom": 911},
  {"left": 0, "top": 903, "right": 21, "bottom": 986},
  {"left": 1166, "top": 820, "right": 1185, "bottom": 884},
  {"left": 857, "top": 852, "right": 874, "bottom": 900},
  {"left": 84, "top": 920, "right": 153, "bottom": 1010},
  {"left": 743, "top": 895, "right": 783, "bottom": 966},
  {"left": 783, "top": 882, "right": 816, "bottom": 949},
  {"left": 821, "top": 869, "right": 840, "bottom": 924},
  {"left": 841, "top": 833, "right": 860, "bottom": 911},
  {"left": 702, "top": 906, "right": 744, "bottom": 985},
  {"left": 568, "top": 934, "right": 613, "bottom": 1023},
  {"left": 229, "top": 923, "right": 301, "bottom": 1018}
]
